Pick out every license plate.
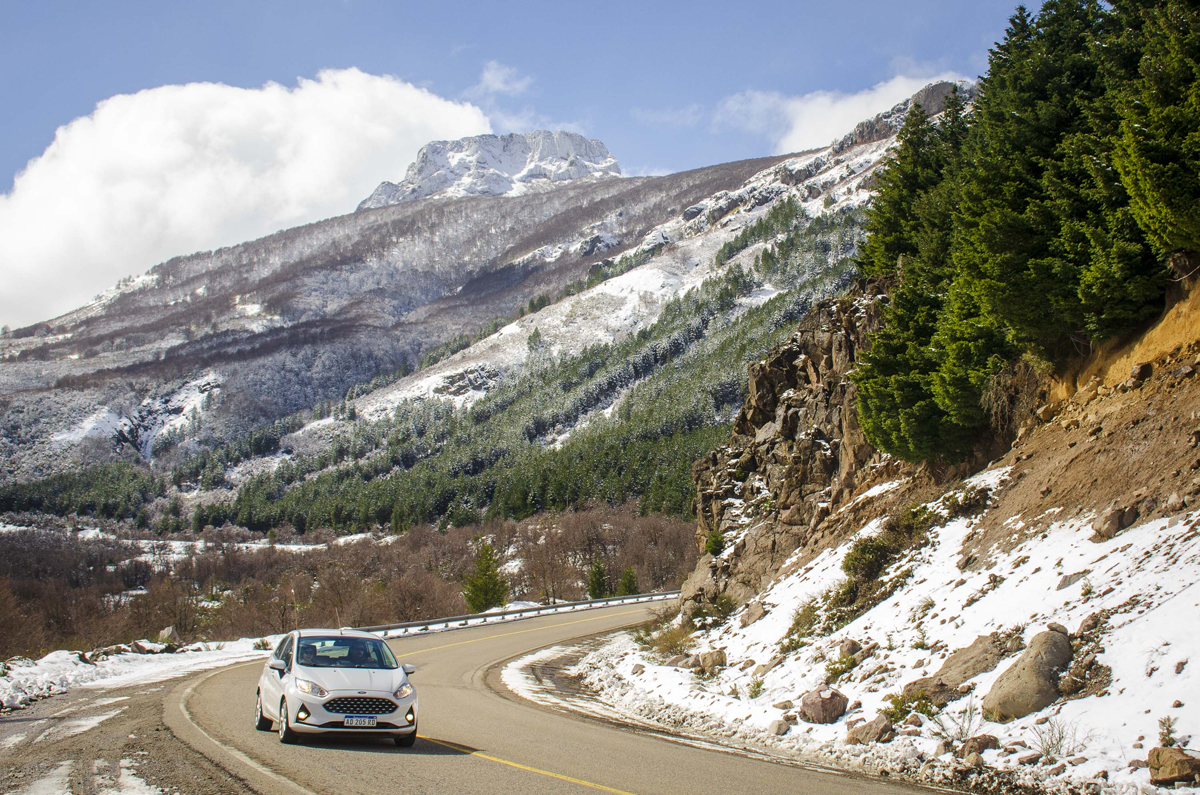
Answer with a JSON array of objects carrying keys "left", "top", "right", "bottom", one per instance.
[{"left": 344, "top": 716, "right": 377, "bottom": 727}]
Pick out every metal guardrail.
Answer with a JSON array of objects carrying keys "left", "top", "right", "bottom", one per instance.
[{"left": 357, "top": 591, "right": 681, "bottom": 636}]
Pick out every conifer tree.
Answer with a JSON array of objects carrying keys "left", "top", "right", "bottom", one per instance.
[
  {"left": 587, "top": 560, "right": 610, "bottom": 599},
  {"left": 463, "top": 543, "right": 508, "bottom": 613},
  {"left": 616, "top": 566, "right": 639, "bottom": 597}
]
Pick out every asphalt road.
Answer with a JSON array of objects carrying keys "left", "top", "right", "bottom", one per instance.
[{"left": 180, "top": 603, "right": 928, "bottom": 795}]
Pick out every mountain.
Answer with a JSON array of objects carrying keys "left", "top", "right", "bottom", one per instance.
[
  {"left": 356, "top": 131, "right": 622, "bottom": 210},
  {"left": 0, "top": 82, "right": 967, "bottom": 501}
]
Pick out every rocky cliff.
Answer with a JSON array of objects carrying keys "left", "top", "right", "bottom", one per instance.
[{"left": 683, "top": 280, "right": 919, "bottom": 616}]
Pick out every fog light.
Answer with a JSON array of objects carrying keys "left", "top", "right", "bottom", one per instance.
[
  {"left": 296, "top": 705, "right": 310, "bottom": 722},
  {"left": 405, "top": 707, "right": 415, "bottom": 724}
]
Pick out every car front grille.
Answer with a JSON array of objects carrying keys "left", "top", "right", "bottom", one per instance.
[{"left": 323, "top": 697, "right": 397, "bottom": 715}]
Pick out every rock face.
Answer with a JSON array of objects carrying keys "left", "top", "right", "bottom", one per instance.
[
  {"left": 698, "top": 649, "right": 727, "bottom": 674},
  {"left": 358, "top": 131, "right": 621, "bottom": 209},
  {"left": 798, "top": 687, "right": 849, "bottom": 724},
  {"left": 682, "top": 282, "right": 914, "bottom": 616},
  {"left": 982, "top": 629, "right": 1073, "bottom": 721},
  {"left": 903, "top": 634, "right": 1005, "bottom": 707},
  {"left": 1148, "top": 747, "right": 1200, "bottom": 785}
]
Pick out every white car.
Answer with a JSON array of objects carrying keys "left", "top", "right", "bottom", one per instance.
[{"left": 255, "top": 628, "right": 418, "bottom": 747}]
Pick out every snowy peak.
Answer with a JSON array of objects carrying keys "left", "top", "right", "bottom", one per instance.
[{"left": 358, "top": 130, "right": 622, "bottom": 210}]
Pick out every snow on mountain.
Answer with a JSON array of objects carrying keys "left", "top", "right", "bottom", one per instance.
[{"left": 357, "top": 130, "right": 622, "bottom": 210}]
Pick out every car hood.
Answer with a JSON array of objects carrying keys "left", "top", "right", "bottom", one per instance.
[{"left": 299, "top": 667, "right": 406, "bottom": 693}]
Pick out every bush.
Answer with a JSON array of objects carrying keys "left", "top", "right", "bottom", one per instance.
[
  {"left": 880, "top": 692, "right": 937, "bottom": 723},
  {"left": 824, "top": 654, "right": 859, "bottom": 683}
]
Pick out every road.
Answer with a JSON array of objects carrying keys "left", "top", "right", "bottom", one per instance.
[{"left": 175, "top": 603, "right": 925, "bottom": 795}]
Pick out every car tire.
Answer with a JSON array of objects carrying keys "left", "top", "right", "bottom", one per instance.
[
  {"left": 254, "top": 691, "right": 272, "bottom": 731},
  {"left": 395, "top": 721, "right": 417, "bottom": 748},
  {"left": 278, "top": 698, "right": 298, "bottom": 744}
]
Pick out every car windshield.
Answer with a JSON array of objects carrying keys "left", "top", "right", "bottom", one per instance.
[{"left": 296, "top": 637, "right": 398, "bottom": 670}]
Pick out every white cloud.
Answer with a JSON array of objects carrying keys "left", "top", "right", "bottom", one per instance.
[
  {"left": 714, "top": 72, "right": 963, "bottom": 154},
  {"left": 467, "top": 60, "right": 533, "bottom": 99},
  {"left": 0, "top": 68, "right": 491, "bottom": 328}
]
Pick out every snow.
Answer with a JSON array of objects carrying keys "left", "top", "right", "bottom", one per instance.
[
  {"left": 566, "top": 466, "right": 1200, "bottom": 793},
  {"left": 0, "top": 637, "right": 276, "bottom": 711},
  {"left": 359, "top": 130, "right": 622, "bottom": 209},
  {"left": 52, "top": 407, "right": 122, "bottom": 445},
  {"left": 8, "top": 761, "right": 73, "bottom": 795},
  {"left": 39, "top": 708, "right": 126, "bottom": 743},
  {"left": 6, "top": 759, "right": 163, "bottom": 795}
]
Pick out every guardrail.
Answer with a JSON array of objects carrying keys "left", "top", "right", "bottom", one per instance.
[{"left": 357, "top": 591, "right": 680, "bottom": 637}]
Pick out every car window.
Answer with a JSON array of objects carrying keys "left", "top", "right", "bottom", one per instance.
[
  {"left": 296, "top": 637, "right": 398, "bottom": 669},
  {"left": 280, "top": 636, "right": 294, "bottom": 667},
  {"left": 273, "top": 636, "right": 290, "bottom": 659}
]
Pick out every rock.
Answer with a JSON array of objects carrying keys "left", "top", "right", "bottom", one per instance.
[
  {"left": 1129, "top": 759, "right": 1148, "bottom": 770},
  {"left": 753, "top": 656, "right": 785, "bottom": 678},
  {"left": 1069, "top": 756, "right": 1087, "bottom": 766},
  {"left": 682, "top": 654, "right": 701, "bottom": 669},
  {"left": 798, "top": 687, "right": 849, "bottom": 724},
  {"left": 982, "top": 630, "right": 1073, "bottom": 721},
  {"left": 782, "top": 712, "right": 798, "bottom": 724},
  {"left": 1018, "top": 752, "right": 1044, "bottom": 765},
  {"left": 1048, "top": 763, "right": 1067, "bottom": 775},
  {"left": 699, "top": 649, "right": 727, "bottom": 673},
  {"left": 739, "top": 601, "right": 768, "bottom": 628},
  {"left": 933, "top": 740, "right": 952, "bottom": 757},
  {"left": 158, "top": 626, "right": 182, "bottom": 644},
  {"left": 1056, "top": 572, "right": 1089, "bottom": 591},
  {"left": 1177, "top": 661, "right": 1188, "bottom": 675},
  {"left": 965, "top": 752, "right": 985, "bottom": 768},
  {"left": 845, "top": 715, "right": 894, "bottom": 745},
  {"left": 961, "top": 735, "right": 1001, "bottom": 758},
  {"left": 1047, "top": 622, "right": 1070, "bottom": 636},
  {"left": 1036, "top": 404, "right": 1057, "bottom": 422},
  {"left": 1131, "top": 362, "right": 1152, "bottom": 382},
  {"left": 848, "top": 700, "right": 862, "bottom": 711},
  {"left": 772, "top": 700, "right": 794, "bottom": 710},
  {"left": 1167, "top": 493, "right": 1185, "bottom": 513},
  {"left": 1148, "top": 748, "right": 1200, "bottom": 785},
  {"left": 1093, "top": 506, "right": 1125, "bottom": 539},
  {"left": 1122, "top": 504, "right": 1140, "bottom": 529},
  {"left": 665, "top": 655, "right": 687, "bottom": 667},
  {"left": 739, "top": 659, "right": 757, "bottom": 671},
  {"left": 839, "top": 639, "right": 863, "bottom": 659},
  {"left": 903, "top": 634, "right": 1005, "bottom": 707},
  {"left": 904, "top": 713, "right": 924, "bottom": 727},
  {"left": 1077, "top": 613, "right": 1103, "bottom": 636},
  {"left": 1172, "top": 699, "right": 1184, "bottom": 708},
  {"left": 631, "top": 664, "right": 645, "bottom": 675},
  {"left": 768, "top": 719, "right": 790, "bottom": 736}
]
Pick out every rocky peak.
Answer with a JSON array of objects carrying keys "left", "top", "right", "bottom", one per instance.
[
  {"left": 830, "top": 80, "right": 975, "bottom": 155},
  {"left": 357, "top": 130, "right": 622, "bottom": 210}
]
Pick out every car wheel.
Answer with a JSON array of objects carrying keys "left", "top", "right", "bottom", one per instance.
[
  {"left": 395, "top": 720, "right": 417, "bottom": 748},
  {"left": 278, "top": 698, "right": 298, "bottom": 744},
  {"left": 254, "top": 691, "right": 272, "bottom": 731}
]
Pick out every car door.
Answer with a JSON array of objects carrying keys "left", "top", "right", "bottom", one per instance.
[{"left": 261, "top": 634, "right": 293, "bottom": 716}]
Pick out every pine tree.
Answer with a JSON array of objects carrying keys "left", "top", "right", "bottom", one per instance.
[
  {"left": 615, "top": 566, "right": 639, "bottom": 597},
  {"left": 587, "top": 560, "right": 610, "bottom": 599},
  {"left": 463, "top": 543, "right": 508, "bottom": 613},
  {"left": 1114, "top": 1, "right": 1200, "bottom": 258}
]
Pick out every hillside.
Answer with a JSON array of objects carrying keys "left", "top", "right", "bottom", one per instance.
[{"left": 574, "top": 276, "right": 1200, "bottom": 793}]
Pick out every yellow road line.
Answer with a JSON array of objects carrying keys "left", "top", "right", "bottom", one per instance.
[
  {"left": 393, "top": 607, "right": 646, "bottom": 659},
  {"left": 421, "top": 736, "right": 640, "bottom": 795}
]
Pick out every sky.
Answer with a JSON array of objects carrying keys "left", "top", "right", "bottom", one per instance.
[{"left": 0, "top": 0, "right": 1031, "bottom": 328}]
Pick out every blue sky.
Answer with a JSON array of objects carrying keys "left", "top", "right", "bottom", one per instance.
[{"left": 0, "top": 0, "right": 1031, "bottom": 327}]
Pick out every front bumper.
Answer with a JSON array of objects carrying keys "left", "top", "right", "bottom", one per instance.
[{"left": 288, "top": 690, "right": 418, "bottom": 735}]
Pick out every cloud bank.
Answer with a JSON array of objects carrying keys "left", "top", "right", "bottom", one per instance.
[
  {"left": 715, "top": 72, "right": 963, "bottom": 154},
  {"left": 0, "top": 68, "right": 491, "bottom": 328}
]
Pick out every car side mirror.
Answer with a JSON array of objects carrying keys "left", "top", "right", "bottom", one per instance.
[
  {"left": 402, "top": 663, "right": 416, "bottom": 675},
  {"left": 269, "top": 658, "right": 287, "bottom": 672}
]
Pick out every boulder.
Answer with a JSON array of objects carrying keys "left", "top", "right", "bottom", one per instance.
[
  {"left": 960, "top": 735, "right": 1000, "bottom": 758},
  {"left": 158, "top": 626, "right": 182, "bottom": 644},
  {"left": 682, "top": 654, "right": 701, "bottom": 669},
  {"left": 772, "top": 699, "right": 794, "bottom": 710},
  {"left": 699, "top": 649, "right": 727, "bottom": 673},
  {"left": 768, "top": 719, "right": 790, "bottom": 736},
  {"left": 964, "top": 752, "right": 985, "bottom": 768},
  {"left": 838, "top": 639, "right": 863, "bottom": 659},
  {"left": 1093, "top": 506, "right": 1124, "bottom": 539},
  {"left": 903, "top": 634, "right": 1004, "bottom": 707},
  {"left": 665, "top": 655, "right": 688, "bottom": 667},
  {"left": 845, "top": 715, "right": 894, "bottom": 745},
  {"left": 798, "top": 687, "right": 849, "bottom": 724},
  {"left": 1148, "top": 747, "right": 1200, "bottom": 786},
  {"left": 739, "top": 601, "right": 768, "bottom": 628},
  {"left": 631, "top": 664, "right": 645, "bottom": 675},
  {"left": 1131, "top": 362, "right": 1152, "bottom": 382},
  {"left": 982, "top": 629, "right": 1073, "bottom": 721},
  {"left": 753, "top": 656, "right": 785, "bottom": 678}
]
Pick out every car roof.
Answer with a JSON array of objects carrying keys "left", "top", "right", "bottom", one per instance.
[{"left": 294, "top": 628, "right": 382, "bottom": 640}]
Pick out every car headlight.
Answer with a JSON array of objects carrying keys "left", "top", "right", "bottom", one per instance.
[
  {"left": 393, "top": 683, "right": 414, "bottom": 699},
  {"left": 296, "top": 679, "right": 328, "bottom": 697}
]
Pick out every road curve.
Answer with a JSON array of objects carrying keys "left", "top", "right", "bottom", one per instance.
[{"left": 179, "top": 603, "right": 927, "bottom": 795}]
